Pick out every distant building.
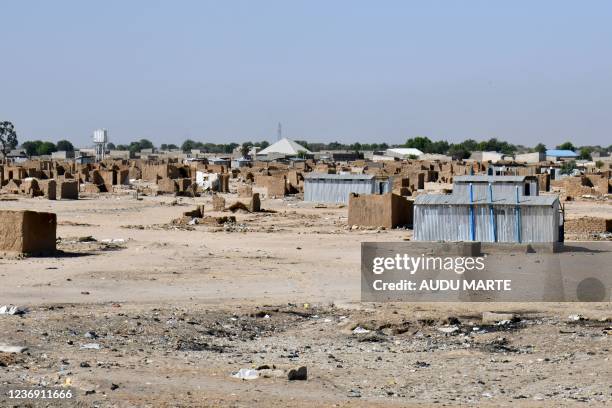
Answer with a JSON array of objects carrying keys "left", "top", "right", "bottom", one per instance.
[
  {"left": 210, "top": 157, "right": 231, "bottom": 166},
  {"left": 107, "top": 150, "right": 131, "bottom": 160},
  {"left": 231, "top": 157, "right": 252, "bottom": 168},
  {"left": 546, "top": 149, "right": 578, "bottom": 161},
  {"left": 6, "top": 149, "right": 28, "bottom": 163},
  {"left": 76, "top": 148, "right": 96, "bottom": 158},
  {"left": 51, "top": 150, "right": 75, "bottom": 160},
  {"left": 75, "top": 155, "right": 95, "bottom": 164},
  {"left": 515, "top": 151, "right": 545, "bottom": 163},
  {"left": 469, "top": 151, "right": 505, "bottom": 163},
  {"left": 420, "top": 153, "right": 452, "bottom": 162},
  {"left": 331, "top": 152, "right": 363, "bottom": 162}
]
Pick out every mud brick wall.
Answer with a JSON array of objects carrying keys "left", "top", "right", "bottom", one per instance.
[
  {"left": 141, "top": 164, "right": 179, "bottom": 182},
  {"left": 99, "top": 170, "right": 115, "bottom": 192},
  {"left": 3, "top": 166, "right": 28, "bottom": 182},
  {"left": 212, "top": 195, "right": 225, "bottom": 211},
  {"left": 206, "top": 164, "right": 227, "bottom": 174},
  {"left": 39, "top": 179, "right": 57, "bottom": 200},
  {"left": 57, "top": 180, "right": 79, "bottom": 199},
  {"left": 536, "top": 173, "right": 550, "bottom": 192},
  {"left": 157, "top": 178, "right": 177, "bottom": 194},
  {"left": 563, "top": 177, "right": 597, "bottom": 198},
  {"left": 565, "top": 217, "right": 612, "bottom": 239},
  {"left": 237, "top": 184, "right": 253, "bottom": 197},
  {"left": 0, "top": 210, "right": 56, "bottom": 254},
  {"left": 19, "top": 179, "right": 41, "bottom": 197},
  {"left": 348, "top": 193, "right": 413, "bottom": 229},
  {"left": 586, "top": 175, "right": 611, "bottom": 194},
  {"left": 217, "top": 174, "right": 230, "bottom": 193},
  {"left": 255, "top": 175, "right": 286, "bottom": 197}
]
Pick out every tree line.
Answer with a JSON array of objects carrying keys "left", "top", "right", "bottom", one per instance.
[{"left": 2, "top": 120, "right": 610, "bottom": 160}]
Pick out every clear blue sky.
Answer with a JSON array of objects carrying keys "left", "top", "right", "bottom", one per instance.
[{"left": 2, "top": 0, "right": 611, "bottom": 148}]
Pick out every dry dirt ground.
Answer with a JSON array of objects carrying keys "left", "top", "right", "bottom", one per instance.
[{"left": 0, "top": 190, "right": 610, "bottom": 407}]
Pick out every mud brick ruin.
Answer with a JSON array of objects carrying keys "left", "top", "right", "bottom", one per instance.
[{"left": 0, "top": 210, "right": 56, "bottom": 255}]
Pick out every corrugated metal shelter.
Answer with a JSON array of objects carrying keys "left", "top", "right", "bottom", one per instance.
[
  {"left": 453, "top": 175, "right": 539, "bottom": 200},
  {"left": 414, "top": 194, "right": 560, "bottom": 243},
  {"left": 304, "top": 173, "right": 392, "bottom": 204}
]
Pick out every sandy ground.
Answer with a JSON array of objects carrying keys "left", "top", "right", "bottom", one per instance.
[{"left": 0, "top": 190, "right": 610, "bottom": 407}]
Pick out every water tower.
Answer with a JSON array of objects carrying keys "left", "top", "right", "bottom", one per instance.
[{"left": 93, "top": 129, "right": 108, "bottom": 161}]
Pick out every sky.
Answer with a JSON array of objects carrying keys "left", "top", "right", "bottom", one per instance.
[{"left": 1, "top": 1, "right": 611, "bottom": 148}]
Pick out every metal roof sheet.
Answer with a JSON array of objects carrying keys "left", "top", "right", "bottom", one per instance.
[
  {"left": 546, "top": 149, "right": 578, "bottom": 157},
  {"left": 453, "top": 175, "right": 533, "bottom": 183},
  {"left": 303, "top": 173, "right": 375, "bottom": 180},
  {"left": 414, "top": 194, "right": 559, "bottom": 206}
]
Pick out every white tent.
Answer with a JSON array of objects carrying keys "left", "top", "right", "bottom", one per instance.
[
  {"left": 385, "top": 148, "right": 424, "bottom": 158},
  {"left": 258, "top": 138, "right": 311, "bottom": 155}
]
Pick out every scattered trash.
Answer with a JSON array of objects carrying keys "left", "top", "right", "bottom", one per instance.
[
  {"left": 80, "top": 343, "right": 101, "bottom": 350},
  {"left": 84, "top": 331, "right": 99, "bottom": 339},
  {"left": 287, "top": 366, "right": 307, "bottom": 381},
  {"left": 100, "top": 238, "right": 126, "bottom": 244},
  {"left": 437, "top": 326, "right": 459, "bottom": 334},
  {"left": 568, "top": 314, "right": 586, "bottom": 321},
  {"left": 352, "top": 326, "right": 370, "bottom": 334},
  {"left": 0, "top": 345, "right": 28, "bottom": 353},
  {"left": 0, "top": 305, "right": 27, "bottom": 315},
  {"left": 232, "top": 368, "right": 259, "bottom": 380},
  {"left": 110, "top": 384, "right": 119, "bottom": 391},
  {"left": 347, "top": 389, "right": 361, "bottom": 398},
  {"left": 445, "top": 316, "right": 461, "bottom": 325},
  {"left": 482, "top": 312, "right": 516, "bottom": 324}
]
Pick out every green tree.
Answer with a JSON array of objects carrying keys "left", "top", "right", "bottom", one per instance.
[
  {"left": 56, "top": 139, "right": 74, "bottom": 152},
  {"left": 181, "top": 139, "right": 197, "bottom": 152},
  {"left": 404, "top": 136, "right": 432, "bottom": 152},
  {"left": 224, "top": 142, "right": 239, "bottom": 154},
  {"left": 137, "top": 139, "right": 154, "bottom": 150},
  {"left": 115, "top": 144, "right": 129, "bottom": 151},
  {"left": 595, "top": 160, "right": 604, "bottom": 169},
  {"left": 21, "top": 140, "right": 42, "bottom": 156},
  {"left": 240, "top": 142, "right": 252, "bottom": 157},
  {"left": 578, "top": 147, "right": 592, "bottom": 160},
  {"left": 106, "top": 142, "right": 116, "bottom": 150},
  {"left": 429, "top": 140, "right": 450, "bottom": 154},
  {"left": 36, "top": 141, "right": 57, "bottom": 156},
  {"left": 460, "top": 139, "right": 478, "bottom": 152},
  {"left": 560, "top": 160, "right": 577, "bottom": 175},
  {"left": 447, "top": 144, "right": 471, "bottom": 160},
  {"left": 534, "top": 143, "right": 547, "bottom": 153},
  {"left": 0, "top": 121, "right": 18, "bottom": 158},
  {"left": 557, "top": 141, "right": 575, "bottom": 151}
]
